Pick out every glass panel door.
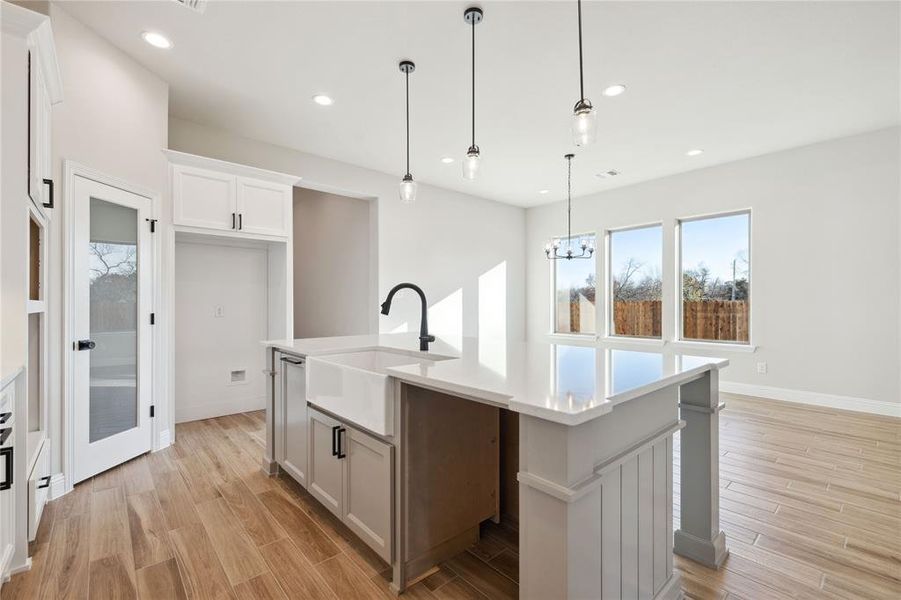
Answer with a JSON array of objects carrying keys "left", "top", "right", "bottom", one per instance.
[{"left": 88, "top": 198, "right": 139, "bottom": 443}]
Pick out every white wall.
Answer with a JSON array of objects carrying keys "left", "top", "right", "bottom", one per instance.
[
  {"left": 293, "top": 187, "right": 371, "bottom": 338},
  {"left": 48, "top": 4, "right": 169, "bottom": 471},
  {"left": 174, "top": 241, "right": 268, "bottom": 422},
  {"left": 169, "top": 117, "right": 526, "bottom": 345},
  {"left": 526, "top": 128, "right": 901, "bottom": 411}
]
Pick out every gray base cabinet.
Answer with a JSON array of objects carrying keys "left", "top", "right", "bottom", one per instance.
[
  {"left": 308, "top": 409, "right": 344, "bottom": 518},
  {"left": 344, "top": 426, "right": 393, "bottom": 562},
  {"left": 308, "top": 407, "right": 393, "bottom": 563}
]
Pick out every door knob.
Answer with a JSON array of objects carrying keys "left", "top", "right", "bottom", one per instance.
[{"left": 76, "top": 339, "right": 96, "bottom": 351}]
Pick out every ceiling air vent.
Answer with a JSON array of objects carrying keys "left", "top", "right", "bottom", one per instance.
[
  {"left": 171, "top": 0, "right": 207, "bottom": 14},
  {"left": 595, "top": 170, "right": 620, "bottom": 179}
]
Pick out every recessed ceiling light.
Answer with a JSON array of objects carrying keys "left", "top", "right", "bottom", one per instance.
[
  {"left": 686, "top": 149, "right": 704, "bottom": 157},
  {"left": 595, "top": 170, "right": 620, "bottom": 179},
  {"left": 440, "top": 157, "right": 454, "bottom": 164},
  {"left": 538, "top": 189, "right": 549, "bottom": 195},
  {"left": 312, "top": 94, "right": 334, "bottom": 106},
  {"left": 141, "top": 31, "right": 172, "bottom": 49},
  {"left": 602, "top": 84, "right": 626, "bottom": 97}
]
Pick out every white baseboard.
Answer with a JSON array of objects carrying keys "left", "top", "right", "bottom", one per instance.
[
  {"left": 175, "top": 396, "right": 266, "bottom": 424},
  {"left": 720, "top": 382, "right": 901, "bottom": 417},
  {"left": 157, "top": 428, "right": 171, "bottom": 450},
  {"left": 48, "top": 473, "right": 67, "bottom": 500}
]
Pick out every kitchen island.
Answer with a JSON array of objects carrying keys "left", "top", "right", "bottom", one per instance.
[{"left": 263, "top": 334, "right": 728, "bottom": 599}]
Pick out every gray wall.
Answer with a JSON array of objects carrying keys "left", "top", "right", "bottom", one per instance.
[{"left": 293, "top": 188, "right": 372, "bottom": 338}]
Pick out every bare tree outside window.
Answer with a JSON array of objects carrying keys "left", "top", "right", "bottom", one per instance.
[{"left": 610, "top": 226, "right": 663, "bottom": 337}]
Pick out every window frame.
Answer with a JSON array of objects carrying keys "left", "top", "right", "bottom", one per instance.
[
  {"left": 676, "top": 209, "right": 752, "bottom": 346},
  {"left": 604, "top": 221, "right": 665, "bottom": 341},
  {"left": 548, "top": 230, "right": 598, "bottom": 338}
]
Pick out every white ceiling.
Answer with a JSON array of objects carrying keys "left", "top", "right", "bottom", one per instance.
[{"left": 61, "top": 1, "right": 900, "bottom": 207}]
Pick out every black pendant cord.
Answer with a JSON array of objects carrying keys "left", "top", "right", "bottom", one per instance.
[
  {"left": 471, "top": 17, "right": 476, "bottom": 148},
  {"left": 566, "top": 156, "right": 573, "bottom": 243},
  {"left": 577, "top": 0, "right": 585, "bottom": 102},
  {"left": 405, "top": 70, "right": 410, "bottom": 177}
]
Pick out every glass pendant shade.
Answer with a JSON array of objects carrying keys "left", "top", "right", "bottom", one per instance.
[
  {"left": 463, "top": 147, "right": 480, "bottom": 180},
  {"left": 399, "top": 175, "right": 417, "bottom": 204},
  {"left": 571, "top": 99, "right": 597, "bottom": 147}
]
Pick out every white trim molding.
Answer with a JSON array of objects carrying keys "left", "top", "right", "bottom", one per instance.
[
  {"left": 720, "top": 382, "right": 901, "bottom": 418},
  {"left": 157, "top": 428, "right": 172, "bottom": 450},
  {"left": 48, "top": 473, "right": 67, "bottom": 501}
]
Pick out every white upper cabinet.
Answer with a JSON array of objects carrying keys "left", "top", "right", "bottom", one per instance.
[
  {"left": 237, "top": 177, "right": 291, "bottom": 237},
  {"left": 172, "top": 164, "right": 237, "bottom": 231},
  {"left": 167, "top": 150, "right": 298, "bottom": 240},
  {"left": 22, "top": 13, "right": 62, "bottom": 220}
]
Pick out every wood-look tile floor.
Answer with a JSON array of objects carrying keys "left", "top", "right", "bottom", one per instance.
[{"left": 3, "top": 393, "right": 900, "bottom": 599}]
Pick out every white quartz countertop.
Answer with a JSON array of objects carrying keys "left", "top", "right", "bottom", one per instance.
[{"left": 264, "top": 334, "right": 728, "bottom": 426}]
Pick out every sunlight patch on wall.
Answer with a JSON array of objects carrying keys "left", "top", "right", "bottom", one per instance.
[
  {"left": 429, "top": 288, "right": 463, "bottom": 350},
  {"left": 389, "top": 322, "right": 409, "bottom": 334},
  {"left": 478, "top": 262, "right": 507, "bottom": 376}
]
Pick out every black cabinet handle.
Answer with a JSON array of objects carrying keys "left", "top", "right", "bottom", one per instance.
[
  {"left": 42, "top": 178, "right": 54, "bottom": 209},
  {"left": 0, "top": 446, "right": 12, "bottom": 491},
  {"left": 336, "top": 428, "right": 346, "bottom": 459},
  {"left": 280, "top": 356, "right": 304, "bottom": 366},
  {"left": 331, "top": 425, "right": 340, "bottom": 456},
  {"left": 0, "top": 427, "right": 10, "bottom": 445},
  {"left": 238, "top": 213, "right": 243, "bottom": 230},
  {"left": 38, "top": 475, "right": 51, "bottom": 489},
  {"left": 232, "top": 212, "right": 236, "bottom": 229},
  {"left": 0, "top": 412, "right": 10, "bottom": 424},
  {"left": 77, "top": 339, "right": 96, "bottom": 351}
]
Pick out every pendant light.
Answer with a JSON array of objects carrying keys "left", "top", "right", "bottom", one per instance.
[
  {"left": 546, "top": 154, "right": 594, "bottom": 260},
  {"left": 462, "top": 7, "right": 483, "bottom": 180},
  {"left": 571, "top": 0, "right": 597, "bottom": 146},
  {"left": 399, "top": 60, "right": 417, "bottom": 203}
]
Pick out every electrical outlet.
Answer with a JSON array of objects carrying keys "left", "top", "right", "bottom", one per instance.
[
  {"left": 757, "top": 362, "right": 767, "bottom": 375},
  {"left": 214, "top": 306, "right": 224, "bottom": 318}
]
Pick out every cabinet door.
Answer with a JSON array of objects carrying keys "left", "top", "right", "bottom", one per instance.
[
  {"left": 307, "top": 409, "right": 343, "bottom": 519},
  {"left": 27, "top": 50, "right": 46, "bottom": 212},
  {"left": 343, "top": 426, "right": 393, "bottom": 563},
  {"left": 282, "top": 356, "right": 308, "bottom": 487},
  {"left": 27, "top": 438, "right": 50, "bottom": 542},
  {"left": 236, "top": 177, "right": 290, "bottom": 237},
  {"left": 0, "top": 471, "right": 12, "bottom": 579},
  {"left": 172, "top": 165, "right": 237, "bottom": 231},
  {"left": 0, "top": 386, "right": 15, "bottom": 579}
]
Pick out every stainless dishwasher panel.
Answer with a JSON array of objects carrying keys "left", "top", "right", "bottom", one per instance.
[{"left": 280, "top": 355, "right": 309, "bottom": 487}]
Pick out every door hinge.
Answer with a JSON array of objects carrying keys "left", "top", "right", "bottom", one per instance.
[
  {"left": 146, "top": 218, "right": 158, "bottom": 233},
  {"left": 150, "top": 312, "right": 156, "bottom": 325},
  {"left": 150, "top": 405, "right": 155, "bottom": 418}
]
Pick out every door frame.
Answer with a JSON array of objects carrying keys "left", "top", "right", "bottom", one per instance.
[{"left": 62, "top": 161, "right": 161, "bottom": 494}]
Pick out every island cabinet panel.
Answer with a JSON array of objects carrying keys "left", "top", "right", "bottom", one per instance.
[
  {"left": 344, "top": 428, "right": 393, "bottom": 563},
  {"left": 308, "top": 409, "right": 343, "bottom": 518},
  {"left": 401, "top": 385, "right": 499, "bottom": 583},
  {"left": 281, "top": 356, "right": 308, "bottom": 487},
  {"left": 518, "top": 386, "right": 682, "bottom": 600}
]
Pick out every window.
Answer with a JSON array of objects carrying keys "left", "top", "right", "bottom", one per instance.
[
  {"left": 608, "top": 225, "right": 663, "bottom": 338},
  {"left": 553, "top": 234, "right": 597, "bottom": 334},
  {"left": 679, "top": 212, "right": 750, "bottom": 343}
]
